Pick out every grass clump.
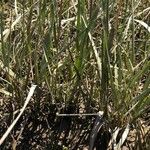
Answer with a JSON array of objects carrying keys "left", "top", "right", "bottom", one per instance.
[{"left": 0, "top": 0, "right": 149, "bottom": 149}]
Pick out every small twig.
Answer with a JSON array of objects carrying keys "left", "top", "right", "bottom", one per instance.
[{"left": 56, "top": 111, "right": 104, "bottom": 117}]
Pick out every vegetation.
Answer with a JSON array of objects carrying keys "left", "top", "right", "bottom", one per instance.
[{"left": 0, "top": 0, "right": 149, "bottom": 149}]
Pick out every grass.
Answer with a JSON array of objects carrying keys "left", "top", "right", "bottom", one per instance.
[{"left": 0, "top": 0, "right": 150, "bottom": 149}]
